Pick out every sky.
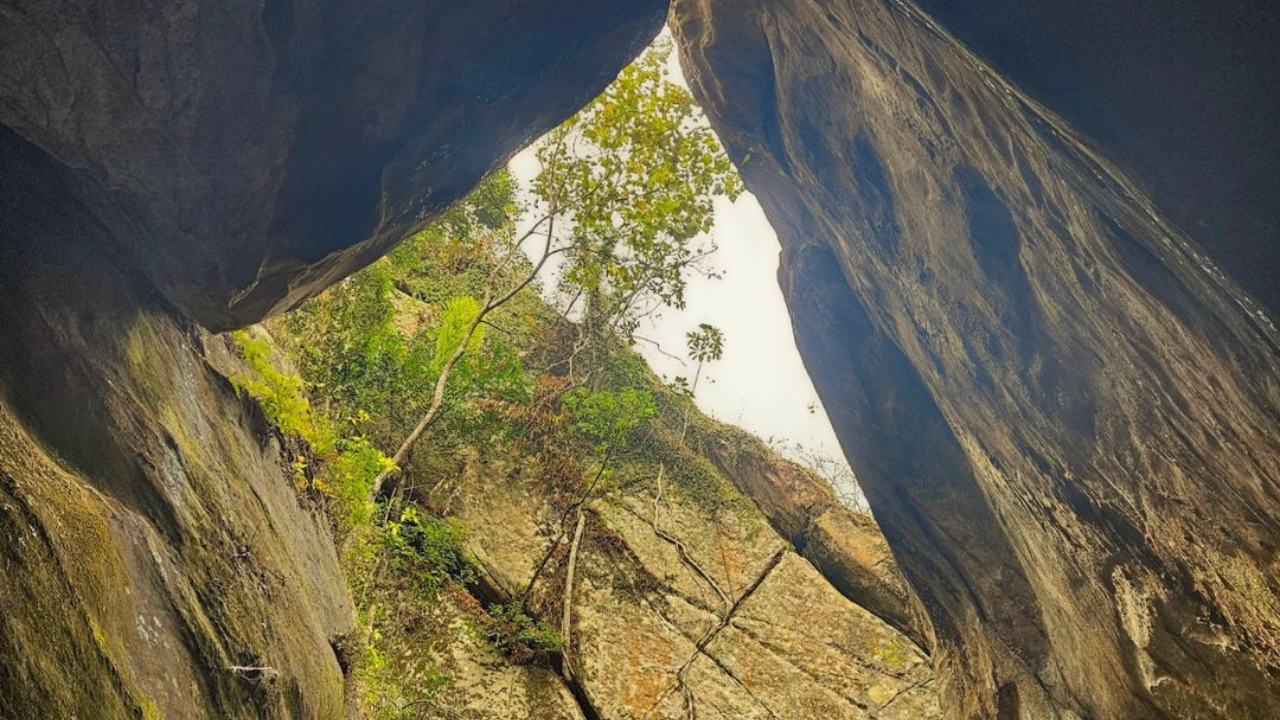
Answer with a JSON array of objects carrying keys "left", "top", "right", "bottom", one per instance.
[{"left": 506, "top": 38, "right": 864, "bottom": 507}]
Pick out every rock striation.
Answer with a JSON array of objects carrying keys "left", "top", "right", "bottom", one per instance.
[
  {"left": 672, "top": 0, "right": 1280, "bottom": 718},
  {"left": 908, "top": 0, "right": 1280, "bottom": 316}
]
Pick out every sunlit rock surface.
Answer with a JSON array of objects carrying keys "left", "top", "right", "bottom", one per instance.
[
  {"left": 673, "top": 0, "right": 1280, "bottom": 717},
  {"left": 427, "top": 426, "right": 939, "bottom": 720}
]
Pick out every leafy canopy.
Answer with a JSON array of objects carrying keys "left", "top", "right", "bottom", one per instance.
[
  {"left": 533, "top": 40, "right": 743, "bottom": 339},
  {"left": 686, "top": 323, "right": 725, "bottom": 365},
  {"left": 562, "top": 387, "right": 658, "bottom": 454}
]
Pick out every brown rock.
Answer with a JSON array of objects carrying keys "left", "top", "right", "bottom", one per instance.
[
  {"left": 708, "top": 553, "right": 937, "bottom": 720},
  {"left": 442, "top": 423, "right": 942, "bottom": 719},
  {"left": 690, "top": 418, "right": 924, "bottom": 646},
  {"left": 803, "top": 507, "right": 922, "bottom": 649}
]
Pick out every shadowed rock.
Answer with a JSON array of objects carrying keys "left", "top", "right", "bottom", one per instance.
[
  {"left": 0, "top": 2, "right": 666, "bottom": 716},
  {"left": 910, "top": 0, "right": 1280, "bottom": 316},
  {"left": 672, "top": 0, "right": 1280, "bottom": 717},
  {"left": 0, "top": 0, "right": 668, "bottom": 330}
]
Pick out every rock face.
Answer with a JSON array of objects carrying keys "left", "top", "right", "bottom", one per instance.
[
  {"left": 688, "top": 417, "right": 923, "bottom": 646},
  {"left": 907, "top": 0, "right": 1280, "bottom": 316},
  {"left": 428, "top": 417, "right": 940, "bottom": 720},
  {"left": 0, "top": 2, "right": 667, "bottom": 715},
  {"left": 672, "top": 1, "right": 1280, "bottom": 718},
  {"left": 0, "top": 128, "right": 353, "bottom": 719},
  {"left": 0, "top": 0, "right": 667, "bottom": 329}
]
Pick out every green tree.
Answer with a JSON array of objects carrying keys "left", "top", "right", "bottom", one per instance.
[
  {"left": 685, "top": 323, "right": 724, "bottom": 394},
  {"left": 532, "top": 39, "right": 742, "bottom": 340},
  {"left": 368, "top": 41, "right": 741, "bottom": 497}
]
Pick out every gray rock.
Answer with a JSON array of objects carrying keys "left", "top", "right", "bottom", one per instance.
[
  {"left": 672, "top": 0, "right": 1280, "bottom": 717},
  {"left": 0, "top": 0, "right": 667, "bottom": 329}
]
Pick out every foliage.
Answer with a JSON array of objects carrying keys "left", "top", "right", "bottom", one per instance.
[
  {"left": 230, "top": 330, "right": 316, "bottom": 439},
  {"left": 381, "top": 506, "right": 477, "bottom": 596},
  {"left": 562, "top": 387, "right": 658, "bottom": 454},
  {"left": 229, "top": 331, "right": 396, "bottom": 530},
  {"left": 484, "top": 603, "right": 563, "bottom": 665},
  {"left": 431, "top": 296, "right": 486, "bottom": 377},
  {"left": 533, "top": 40, "right": 743, "bottom": 339},
  {"left": 424, "top": 294, "right": 532, "bottom": 408},
  {"left": 249, "top": 45, "right": 772, "bottom": 706},
  {"left": 387, "top": 171, "right": 518, "bottom": 303},
  {"left": 432, "top": 168, "right": 518, "bottom": 246},
  {"left": 322, "top": 436, "right": 396, "bottom": 528},
  {"left": 685, "top": 323, "right": 725, "bottom": 365},
  {"left": 357, "top": 644, "right": 453, "bottom": 720},
  {"left": 284, "top": 265, "right": 434, "bottom": 445}
]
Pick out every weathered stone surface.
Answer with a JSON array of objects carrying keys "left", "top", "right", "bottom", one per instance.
[
  {"left": 672, "top": 0, "right": 1280, "bottom": 718},
  {"left": 803, "top": 506, "right": 921, "bottom": 648},
  {"left": 0, "top": 128, "right": 353, "bottom": 719},
  {"left": 709, "top": 553, "right": 936, "bottom": 720},
  {"left": 0, "top": 0, "right": 667, "bottom": 329},
  {"left": 367, "top": 587, "right": 587, "bottom": 720},
  {"left": 429, "top": 388, "right": 941, "bottom": 720},
  {"left": 690, "top": 417, "right": 922, "bottom": 645}
]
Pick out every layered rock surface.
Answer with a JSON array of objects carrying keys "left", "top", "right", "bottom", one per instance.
[{"left": 673, "top": 1, "right": 1280, "bottom": 718}]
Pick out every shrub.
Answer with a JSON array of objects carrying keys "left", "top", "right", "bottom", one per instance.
[
  {"left": 484, "top": 603, "right": 563, "bottom": 665},
  {"left": 562, "top": 387, "right": 657, "bottom": 453},
  {"left": 230, "top": 330, "right": 316, "bottom": 440},
  {"left": 230, "top": 330, "right": 394, "bottom": 530},
  {"left": 381, "top": 506, "right": 476, "bottom": 596}
]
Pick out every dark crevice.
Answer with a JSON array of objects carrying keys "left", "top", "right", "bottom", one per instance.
[{"left": 460, "top": 557, "right": 604, "bottom": 720}]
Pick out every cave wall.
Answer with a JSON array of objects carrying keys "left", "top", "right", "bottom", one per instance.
[
  {"left": 908, "top": 0, "right": 1280, "bottom": 316},
  {"left": 0, "top": 126, "right": 354, "bottom": 719},
  {"left": 0, "top": 1, "right": 667, "bottom": 715},
  {"left": 671, "top": 0, "right": 1280, "bottom": 718},
  {"left": 0, "top": 0, "right": 667, "bottom": 330}
]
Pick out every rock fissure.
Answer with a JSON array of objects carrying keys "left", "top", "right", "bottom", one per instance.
[{"left": 646, "top": 547, "right": 789, "bottom": 718}]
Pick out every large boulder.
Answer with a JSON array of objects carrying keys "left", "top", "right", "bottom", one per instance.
[
  {"left": 0, "top": 0, "right": 667, "bottom": 329},
  {"left": 672, "top": 0, "right": 1280, "bottom": 718}
]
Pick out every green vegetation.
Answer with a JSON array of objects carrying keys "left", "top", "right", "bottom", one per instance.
[
  {"left": 533, "top": 40, "right": 742, "bottom": 339},
  {"left": 230, "top": 330, "right": 317, "bottom": 439},
  {"left": 484, "top": 603, "right": 564, "bottom": 665},
  {"left": 229, "top": 329, "right": 396, "bottom": 529},
  {"left": 226, "top": 43, "right": 756, "bottom": 717},
  {"left": 563, "top": 387, "right": 658, "bottom": 453},
  {"left": 380, "top": 506, "right": 476, "bottom": 596}
]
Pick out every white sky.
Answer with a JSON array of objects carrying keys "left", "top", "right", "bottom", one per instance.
[{"left": 507, "top": 37, "right": 863, "bottom": 506}]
